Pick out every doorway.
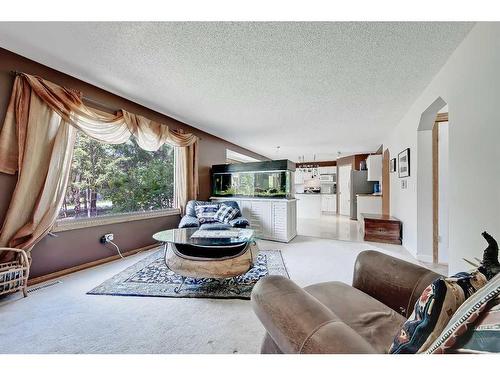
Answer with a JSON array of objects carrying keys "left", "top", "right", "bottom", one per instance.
[
  {"left": 338, "top": 164, "right": 352, "bottom": 216},
  {"left": 417, "top": 97, "right": 448, "bottom": 265}
]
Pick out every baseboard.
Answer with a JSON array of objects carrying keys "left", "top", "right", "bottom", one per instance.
[
  {"left": 416, "top": 253, "right": 434, "bottom": 263},
  {"left": 27, "top": 243, "right": 159, "bottom": 286}
]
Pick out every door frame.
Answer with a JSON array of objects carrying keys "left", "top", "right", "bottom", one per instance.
[
  {"left": 432, "top": 112, "right": 449, "bottom": 264},
  {"left": 382, "top": 149, "right": 390, "bottom": 215}
]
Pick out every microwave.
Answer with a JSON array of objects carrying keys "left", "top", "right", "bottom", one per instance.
[{"left": 319, "top": 174, "right": 335, "bottom": 182}]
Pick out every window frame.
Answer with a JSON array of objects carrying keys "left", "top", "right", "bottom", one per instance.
[
  {"left": 53, "top": 207, "right": 180, "bottom": 233},
  {"left": 54, "top": 130, "right": 179, "bottom": 232}
]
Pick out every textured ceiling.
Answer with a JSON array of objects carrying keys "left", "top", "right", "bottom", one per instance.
[{"left": 0, "top": 22, "right": 474, "bottom": 161}]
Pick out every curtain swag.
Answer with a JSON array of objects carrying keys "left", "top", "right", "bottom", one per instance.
[{"left": 0, "top": 73, "right": 198, "bottom": 254}]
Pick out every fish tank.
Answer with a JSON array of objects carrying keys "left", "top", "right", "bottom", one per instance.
[{"left": 211, "top": 160, "right": 295, "bottom": 199}]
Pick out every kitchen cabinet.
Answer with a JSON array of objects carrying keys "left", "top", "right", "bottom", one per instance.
[
  {"left": 321, "top": 194, "right": 337, "bottom": 213},
  {"left": 367, "top": 154, "right": 382, "bottom": 181},
  {"left": 211, "top": 197, "right": 297, "bottom": 243},
  {"left": 319, "top": 166, "right": 336, "bottom": 174},
  {"left": 294, "top": 170, "right": 304, "bottom": 184},
  {"left": 296, "top": 194, "right": 321, "bottom": 219},
  {"left": 294, "top": 169, "right": 316, "bottom": 184}
]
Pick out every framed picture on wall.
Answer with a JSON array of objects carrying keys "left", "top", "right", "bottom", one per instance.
[
  {"left": 398, "top": 148, "right": 410, "bottom": 178},
  {"left": 390, "top": 158, "right": 397, "bottom": 173}
]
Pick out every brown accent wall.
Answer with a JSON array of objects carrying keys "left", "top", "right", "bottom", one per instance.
[
  {"left": 0, "top": 48, "right": 267, "bottom": 279},
  {"left": 335, "top": 154, "right": 370, "bottom": 171}
]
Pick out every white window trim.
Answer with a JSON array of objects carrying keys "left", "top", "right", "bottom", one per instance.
[{"left": 52, "top": 208, "right": 181, "bottom": 233}]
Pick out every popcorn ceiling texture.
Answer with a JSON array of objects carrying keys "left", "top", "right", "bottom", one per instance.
[{"left": 0, "top": 22, "right": 473, "bottom": 160}]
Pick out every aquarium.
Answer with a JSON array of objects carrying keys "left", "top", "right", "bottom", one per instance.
[{"left": 211, "top": 160, "right": 295, "bottom": 199}]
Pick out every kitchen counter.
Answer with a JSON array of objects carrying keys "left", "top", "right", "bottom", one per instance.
[
  {"left": 356, "top": 194, "right": 382, "bottom": 223},
  {"left": 210, "top": 196, "right": 297, "bottom": 202}
]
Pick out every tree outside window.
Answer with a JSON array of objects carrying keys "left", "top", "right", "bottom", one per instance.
[{"left": 58, "top": 131, "right": 175, "bottom": 220}]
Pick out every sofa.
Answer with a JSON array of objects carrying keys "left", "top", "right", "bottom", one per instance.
[
  {"left": 251, "top": 250, "right": 443, "bottom": 354},
  {"left": 178, "top": 200, "right": 250, "bottom": 229}
]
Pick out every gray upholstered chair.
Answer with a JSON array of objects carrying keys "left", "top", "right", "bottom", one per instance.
[{"left": 178, "top": 200, "right": 249, "bottom": 229}]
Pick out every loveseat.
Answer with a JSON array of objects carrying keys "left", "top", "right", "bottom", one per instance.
[{"left": 178, "top": 200, "right": 249, "bottom": 229}]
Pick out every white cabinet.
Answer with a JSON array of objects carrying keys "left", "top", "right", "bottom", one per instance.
[
  {"left": 247, "top": 200, "right": 273, "bottom": 238},
  {"left": 295, "top": 170, "right": 315, "bottom": 184},
  {"left": 356, "top": 195, "right": 382, "bottom": 222},
  {"left": 319, "top": 166, "right": 336, "bottom": 174},
  {"left": 294, "top": 170, "right": 304, "bottom": 184},
  {"left": 211, "top": 197, "right": 297, "bottom": 243},
  {"left": 296, "top": 194, "right": 321, "bottom": 219},
  {"left": 321, "top": 194, "right": 337, "bottom": 213},
  {"left": 367, "top": 154, "right": 382, "bottom": 181},
  {"left": 272, "top": 201, "right": 296, "bottom": 242}
]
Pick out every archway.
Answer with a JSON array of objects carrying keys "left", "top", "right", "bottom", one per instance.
[{"left": 417, "top": 97, "right": 448, "bottom": 265}]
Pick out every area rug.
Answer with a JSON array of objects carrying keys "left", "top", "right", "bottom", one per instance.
[{"left": 88, "top": 248, "right": 289, "bottom": 300}]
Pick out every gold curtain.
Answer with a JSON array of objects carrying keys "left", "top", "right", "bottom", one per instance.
[
  {"left": 0, "top": 73, "right": 198, "bottom": 253},
  {"left": 175, "top": 140, "right": 199, "bottom": 214},
  {"left": 122, "top": 111, "right": 198, "bottom": 215}
]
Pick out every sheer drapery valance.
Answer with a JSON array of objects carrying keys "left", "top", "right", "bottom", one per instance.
[
  {"left": 0, "top": 73, "right": 198, "bottom": 253},
  {"left": 0, "top": 73, "right": 198, "bottom": 174}
]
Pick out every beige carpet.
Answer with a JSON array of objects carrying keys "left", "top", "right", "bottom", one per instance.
[{"left": 0, "top": 236, "right": 437, "bottom": 354}]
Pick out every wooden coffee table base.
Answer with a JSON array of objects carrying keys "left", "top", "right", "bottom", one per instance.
[{"left": 163, "top": 241, "right": 259, "bottom": 293}]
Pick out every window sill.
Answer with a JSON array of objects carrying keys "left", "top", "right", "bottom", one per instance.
[{"left": 52, "top": 208, "right": 181, "bottom": 233}]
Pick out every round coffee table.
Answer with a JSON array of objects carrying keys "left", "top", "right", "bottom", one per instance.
[{"left": 152, "top": 228, "right": 259, "bottom": 293}]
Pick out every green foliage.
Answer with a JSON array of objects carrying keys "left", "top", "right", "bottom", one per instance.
[{"left": 60, "top": 131, "right": 174, "bottom": 219}]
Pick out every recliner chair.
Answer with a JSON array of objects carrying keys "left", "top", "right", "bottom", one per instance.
[{"left": 251, "top": 250, "right": 442, "bottom": 354}]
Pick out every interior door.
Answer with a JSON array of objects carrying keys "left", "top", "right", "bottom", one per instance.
[{"left": 338, "top": 165, "right": 352, "bottom": 216}]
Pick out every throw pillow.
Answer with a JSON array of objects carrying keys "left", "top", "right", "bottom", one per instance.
[
  {"left": 389, "top": 270, "right": 488, "bottom": 354},
  {"left": 194, "top": 204, "right": 219, "bottom": 224},
  {"left": 214, "top": 204, "right": 240, "bottom": 224},
  {"left": 425, "top": 273, "right": 500, "bottom": 354}
]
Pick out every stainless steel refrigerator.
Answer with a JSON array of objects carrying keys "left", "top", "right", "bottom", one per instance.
[{"left": 350, "top": 170, "right": 376, "bottom": 220}]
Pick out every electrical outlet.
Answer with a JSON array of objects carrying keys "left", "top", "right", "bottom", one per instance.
[{"left": 100, "top": 233, "right": 114, "bottom": 243}]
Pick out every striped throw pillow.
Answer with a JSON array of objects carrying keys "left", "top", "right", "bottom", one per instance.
[
  {"left": 214, "top": 204, "right": 239, "bottom": 224},
  {"left": 425, "top": 272, "right": 500, "bottom": 354}
]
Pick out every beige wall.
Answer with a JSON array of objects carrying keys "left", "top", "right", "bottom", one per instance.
[{"left": 0, "top": 47, "right": 267, "bottom": 278}]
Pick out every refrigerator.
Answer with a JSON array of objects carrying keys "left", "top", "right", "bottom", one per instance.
[{"left": 350, "top": 170, "right": 376, "bottom": 220}]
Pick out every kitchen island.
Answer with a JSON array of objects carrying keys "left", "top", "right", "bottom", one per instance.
[
  {"left": 296, "top": 193, "right": 337, "bottom": 219},
  {"left": 296, "top": 193, "right": 322, "bottom": 219}
]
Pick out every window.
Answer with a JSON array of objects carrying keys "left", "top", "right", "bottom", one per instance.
[{"left": 57, "top": 131, "right": 175, "bottom": 223}]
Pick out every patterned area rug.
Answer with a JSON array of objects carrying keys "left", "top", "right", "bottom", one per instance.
[{"left": 88, "top": 248, "right": 288, "bottom": 300}]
